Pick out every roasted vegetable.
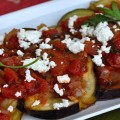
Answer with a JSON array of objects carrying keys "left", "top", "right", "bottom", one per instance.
[
  {"left": 0, "top": 98, "right": 22, "bottom": 120},
  {"left": 58, "top": 9, "right": 95, "bottom": 25}
]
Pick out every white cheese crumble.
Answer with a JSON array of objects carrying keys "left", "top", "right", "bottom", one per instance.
[
  {"left": 0, "top": 48, "right": 4, "bottom": 55},
  {"left": 0, "top": 34, "right": 5, "bottom": 45},
  {"left": 15, "top": 91, "right": 22, "bottom": 97},
  {"left": 96, "top": 4, "right": 104, "bottom": 8},
  {"left": 18, "top": 40, "right": 31, "bottom": 49},
  {"left": 7, "top": 106, "right": 13, "bottom": 112},
  {"left": 92, "top": 51, "right": 104, "bottom": 67},
  {"left": 93, "top": 22, "right": 114, "bottom": 45},
  {"left": 35, "top": 48, "right": 42, "bottom": 57},
  {"left": 17, "top": 50, "right": 24, "bottom": 56},
  {"left": 113, "top": 25, "right": 117, "bottom": 29},
  {"left": 53, "top": 99, "right": 70, "bottom": 110},
  {"left": 32, "top": 100, "right": 40, "bottom": 107},
  {"left": 62, "top": 35, "right": 85, "bottom": 54},
  {"left": 25, "top": 69, "right": 35, "bottom": 82},
  {"left": 68, "top": 15, "right": 78, "bottom": 34},
  {"left": 79, "top": 25, "right": 94, "bottom": 37},
  {"left": 57, "top": 74, "right": 70, "bottom": 83},
  {"left": 39, "top": 26, "right": 49, "bottom": 32},
  {"left": 17, "top": 29, "right": 42, "bottom": 49},
  {"left": 22, "top": 53, "right": 56, "bottom": 73},
  {"left": 53, "top": 84, "right": 65, "bottom": 96},
  {"left": 101, "top": 46, "right": 111, "bottom": 53},
  {"left": 3, "top": 84, "right": 8, "bottom": 88}
]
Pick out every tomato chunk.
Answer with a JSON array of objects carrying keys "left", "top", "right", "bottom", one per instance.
[
  {"left": 68, "top": 59, "right": 85, "bottom": 76},
  {"left": 4, "top": 68, "right": 18, "bottom": 84},
  {"left": 0, "top": 113, "right": 10, "bottom": 120}
]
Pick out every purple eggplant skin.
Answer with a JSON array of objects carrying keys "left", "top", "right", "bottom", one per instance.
[
  {"left": 98, "top": 89, "right": 120, "bottom": 100},
  {"left": 28, "top": 103, "right": 79, "bottom": 119},
  {"left": 17, "top": 99, "right": 80, "bottom": 119},
  {"left": 17, "top": 99, "right": 27, "bottom": 113}
]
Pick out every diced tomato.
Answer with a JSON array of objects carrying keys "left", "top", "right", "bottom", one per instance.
[
  {"left": 105, "top": 53, "right": 120, "bottom": 67},
  {"left": 43, "top": 29, "right": 58, "bottom": 38},
  {"left": 84, "top": 41, "right": 100, "bottom": 55},
  {"left": 2, "top": 84, "right": 26, "bottom": 98},
  {"left": 50, "top": 50, "right": 69, "bottom": 76},
  {"left": 7, "top": 35, "right": 19, "bottom": 49},
  {"left": 52, "top": 40, "right": 67, "bottom": 51},
  {"left": 74, "top": 16, "right": 90, "bottom": 29},
  {"left": 0, "top": 113, "right": 10, "bottom": 120},
  {"left": 59, "top": 20, "right": 69, "bottom": 33},
  {"left": 32, "top": 73, "right": 49, "bottom": 93},
  {"left": 67, "top": 59, "right": 85, "bottom": 76},
  {"left": 23, "top": 80, "right": 39, "bottom": 95},
  {"left": 4, "top": 68, "right": 18, "bottom": 84},
  {"left": 113, "top": 31, "right": 120, "bottom": 51},
  {"left": 1, "top": 56, "right": 22, "bottom": 66}
]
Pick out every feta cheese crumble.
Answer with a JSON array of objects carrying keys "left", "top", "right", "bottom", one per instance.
[
  {"left": 25, "top": 69, "right": 35, "bottom": 82},
  {"left": 17, "top": 29, "right": 42, "bottom": 49},
  {"left": 0, "top": 48, "right": 4, "bottom": 55},
  {"left": 32, "top": 100, "right": 40, "bottom": 107},
  {"left": 97, "top": 4, "right": 104, "bottom": 8},
  {"left": 17, "top": 50, "right": 24, "bottom": 56},
  {"left": 93, "top": 22, "right": 114, "bottom": 45},
  {"left": 53, "top": 84, "right": 65, "bottom": 96},
  {"left": 35, "top": 48, "right": 42, "bottom": 56},
  {"left": 7, "top": 106, "right": 13, "bottom": 112},
  {"left": 68, "top": 15, "right": 78, "bottom": 34},
  {"left": 15, "top": 91, "right": 22, "bottom": 97},
  {"left": 57, "top": 74, "right": 70, "bottom": 83},
  {"left": 92, "top": 50, "right": 105, "bottom": 67},
  {"left": 53, "top": 99, "right": 70, "bottom": 110},
  {"left": 79, "top": 25, "right": 94, "bottom": 37},
  {"left": 62, "top": 35, "right": 85, "bottom": 54},
  {"left": 22, "top": 53, "right": 56, "bottom": 73},
  {"left": 3, "top": 84, "right": 9, "bottom": 88}
]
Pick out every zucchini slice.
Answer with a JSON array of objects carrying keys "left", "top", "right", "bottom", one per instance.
[
  {"left": 89, "top": 0, "right": 120, "bottom": 10},
  {"left": 58, "top": 9, "right": 95, "bottom": 25},
  {"left": 17, "top": 97, "right": 79, "bottom": 119}
]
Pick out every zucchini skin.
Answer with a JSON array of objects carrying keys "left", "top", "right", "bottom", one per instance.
[{"left": 58, "top": 9, "right": 95, "bottom": 25}]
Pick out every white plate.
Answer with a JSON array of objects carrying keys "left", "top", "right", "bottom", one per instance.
[{"left": 0, "top": 0, "right": 120, "bottom": 119}]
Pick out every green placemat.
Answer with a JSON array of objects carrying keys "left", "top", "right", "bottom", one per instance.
[{"left": 88, "top": 109, "right": 120, "bottom": 120}]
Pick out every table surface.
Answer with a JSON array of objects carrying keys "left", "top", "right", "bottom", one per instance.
[{"left": 0, "top": 0, "right": 119, "bottom": 120}]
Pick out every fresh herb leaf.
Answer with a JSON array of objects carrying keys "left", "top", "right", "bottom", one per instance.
[
  {"left": 0, "top": 57, "right": 40, "bottom": 69},
  {"left": 83, "top": 2, "right": 120, "bottom": 26}
]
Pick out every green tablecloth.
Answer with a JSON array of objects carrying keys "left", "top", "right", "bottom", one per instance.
[{"left": 88, "top": 109, "right": 120, "bottom": 120}]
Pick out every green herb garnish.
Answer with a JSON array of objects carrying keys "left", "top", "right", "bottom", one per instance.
[
  {"left": 84, "top": 2, "right": 120, "bottom": 26},
  {"left": 0, "top": 57, "right": 40, "bottom": 69}
]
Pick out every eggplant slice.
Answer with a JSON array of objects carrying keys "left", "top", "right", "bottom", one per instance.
[
  {"left": 98, "top": 89, "right": 120, "bottom": 100},
  {"left": 17, "top": 98, "right": 79, "bottom": 119}
]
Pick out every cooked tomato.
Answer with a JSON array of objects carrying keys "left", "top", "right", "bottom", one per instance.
[
  {"left": 1, "top": 56, "right": 22, "bottom": 66},
  {"left": 43, "top": 29, "right": 58, "bottom": 38},
  {"left": 1, "top": 84, "right": 25, "bottom": 98},
  {"left": 32, "top": 73, "right": 49, "bottom": 93},
  {"left": 84, "top": 41, "right": 100, "bottom": 55},
  {"left": 50, "top": 50, "right": 69, "bottom": 76},
  {"left": 0, "top": 113, "right": 10, "bottom": 120},
  {"left": 52, "top": 40, "right": 67, "bottom": 51},
  {"left": 7, "top": 35, "right": 19, "bottom": 49},
  {"left": 4, "top": 68, "right": 18, "bottom": 84},
  {"left": 105, "top": 53, "right": 120, "bottom": 67},
  {"left": 113, "top": 31, "right": 120, "bottom": 51},
  {"left": 67, "top": 59, "right": 85, "bottom": 76}
]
